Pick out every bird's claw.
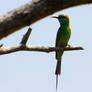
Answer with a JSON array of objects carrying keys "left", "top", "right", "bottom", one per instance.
[{"left": 67, "top": 44, "right": 71, "bottom": 47}]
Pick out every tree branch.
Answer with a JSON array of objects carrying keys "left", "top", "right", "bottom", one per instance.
[
  {"left": 20, "top": 27, "right": 32, "bottom": 44},
  {"left": 0, "top": 0, "right": 92, "bottom": 39},
  {"left": 0, "top": 44, "right": 83, "bottom": 55},
  {"left": 0, "top": 27, "right": 83, "bottom": 55}
]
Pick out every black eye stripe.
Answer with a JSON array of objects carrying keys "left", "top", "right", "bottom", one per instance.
[{"left": 58, "top": 16, "right": 67, "bottom": 19}]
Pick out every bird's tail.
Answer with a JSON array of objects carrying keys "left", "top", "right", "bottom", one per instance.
[
  {"left": 55, "top": 60, "right": 61, "bottom": 89},
  {"left": 55, "top": 60, "right": 61, "bottom": 75}
]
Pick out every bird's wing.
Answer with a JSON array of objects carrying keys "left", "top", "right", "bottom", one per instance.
[
  {"left": 55, "top": 27, "right": 63, "bottom": 59},
  {"left": 55, "top": 27, "right": 62, "bottom": 47}
]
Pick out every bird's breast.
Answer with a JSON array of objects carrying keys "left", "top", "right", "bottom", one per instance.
[{"left": 59, "top": 26, "right": 71, "bottom": 46}]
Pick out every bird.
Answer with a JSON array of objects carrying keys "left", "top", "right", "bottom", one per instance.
[{"left": 52, "top": 14, "right": 71, "bottom": 89}]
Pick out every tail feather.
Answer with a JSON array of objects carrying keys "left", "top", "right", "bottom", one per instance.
[
  {"left": 56, "top": 75, "right": 58, "bottom": 90},
  {"left": 55, "top": 60, "right": 61, "bottom": 89},
  {"left": 55, "top": 60, "right": 61, "bottom": 75}
]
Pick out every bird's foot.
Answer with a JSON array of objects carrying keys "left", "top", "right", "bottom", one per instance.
[{"left": 67, "top": 44, "right": 71, "bottom": 47}]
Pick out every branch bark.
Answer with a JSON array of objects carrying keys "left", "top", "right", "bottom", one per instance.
[
  {"left": 0, "top": 45, "right": 83, "bottom": 55},
  {"left": 0, "top": 0, "right": 92, "bottom": 39}
]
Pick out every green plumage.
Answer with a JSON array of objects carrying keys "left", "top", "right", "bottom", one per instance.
[{"left": 53, "top": 14, "right": 71, "bottom": 89}]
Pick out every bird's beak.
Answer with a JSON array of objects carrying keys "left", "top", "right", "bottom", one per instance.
[{"left": 52, "top": 16, "right": 58, "bottom": 18}]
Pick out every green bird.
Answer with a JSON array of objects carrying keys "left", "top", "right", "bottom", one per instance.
[{"left": 53, "top": 14, "right": 71, "bottom": 89}]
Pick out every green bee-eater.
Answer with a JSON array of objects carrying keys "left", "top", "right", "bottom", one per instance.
[{"left": 53, "top": 14, "right": 71, "bottom": 89}]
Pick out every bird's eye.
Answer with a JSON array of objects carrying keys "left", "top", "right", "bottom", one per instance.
[{"left": 63, "top": 18, "right": 67, "bottom": 21}]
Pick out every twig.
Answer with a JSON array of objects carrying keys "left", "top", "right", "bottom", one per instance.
[
  {"left": 20, "top": 27, "right": 32, "bottom": 44},
  {"left": 0, "top": 45, "right": 83, "bottom": 55},
  {"left": 0, "top": 44, "right": 3, "bottom": 47}
]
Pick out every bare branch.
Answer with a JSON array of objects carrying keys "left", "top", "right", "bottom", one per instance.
[
  {"left": 0, "top": 44, "right": 3, "bottom": 47},
  {"left": 0, "top": 45, "right": 83, "bottom": 55},
  {"left": 0, "top": 0, "right": 92, "bottom": 39},
  {"left": 0, "top": 27, "right": 83, "bottom": 55},
  {"left": 20, "top": 27, "right": 32, "bottom": 44}
]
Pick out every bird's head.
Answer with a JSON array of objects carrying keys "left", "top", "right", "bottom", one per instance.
[{"left": 52, "top": 14, "right": 69, "bottom": 25}]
